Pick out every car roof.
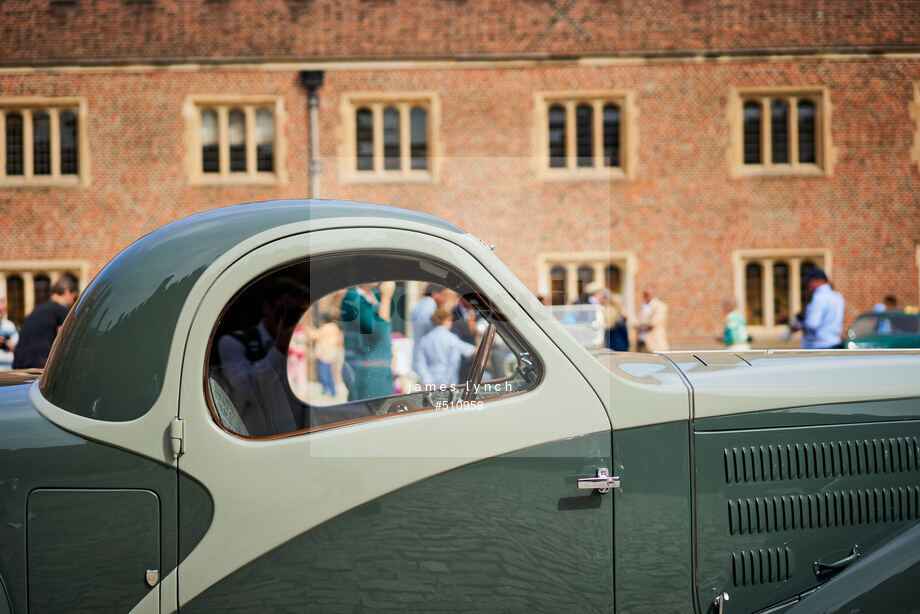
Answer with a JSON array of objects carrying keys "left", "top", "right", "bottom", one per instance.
[{"left": 41, "top": 200, "right": 464, "bottom": 422}]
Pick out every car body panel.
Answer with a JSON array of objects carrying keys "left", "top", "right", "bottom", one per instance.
[
  {"left": 174, "top": 227, "right": 612, "bottom": 606},
  {"left": 183, "top": 433, "right": 613, "bottom": 612}
]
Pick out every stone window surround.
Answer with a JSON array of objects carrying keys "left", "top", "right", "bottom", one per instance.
[
  {"left": 733, "top": 248, "right": 831, "bottom": 333},
  {"left": 0, "top": 260, "right": 89, "bottom": 322},
  {"left": 537, "top": 251, "right": 637, "bottom": 317},
  {"left": 728, "top": 86, "right": 836, "bottom": 177},
  {"left": 185, "top": 95, "right": 287, "bottom": 186},
  {"left": 0, "top": 97, "right": 90, "bottom": 187},
  {"left": 339, "top": 92, "right": 440, "bottom": 184},
  {"left": 533, "top": 90, "right": 637, "bottom": 181}
]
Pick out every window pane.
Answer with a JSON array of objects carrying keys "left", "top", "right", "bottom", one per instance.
[
  {"left": 383, "top": 106, "right": 400, "bottom": 171},
  {"left": 743, "top": 102, "right": 761, "bottom": 164},
  {"left": 548, "top": 105, "right": 565, "bottom": 168},
  {"left": 773, "top": 262, "right": 790, "bottom": 325},
  {"left": 771, "top": 100, "right": 789, "bottom": 164},
  {"left": 33, "top": 112, "right": 51, "bottom": 175},
  {"left": 605, "top": 264, "right": 621, "bottom": 294},
  {"left": 800, "top": 260, "right": 816, "bottom": 307},
  {"left": 34, "top": 274, "right": 51, "bottom": 306},
  {"left": 256, "top": 109, "right": 274, "bottom": 173},
  {"left": 6, "top": 275, "right": 24, "bottom": 325},
  {"left": 745, "top": 262, "right": 763, "bottom": 325},
  {"left": 355, "top": 108, "right": 373, "bottom": 171},
  {"left": 228, "top": 109, "right": 246, "bottom": 173},
  {"left": 603, "top": 104, "right": 620, "bottom": 167},
  {"left": 410, "top": 106, "right": 427, "bottom": 170},
  {"left": 59, "top": 111, "right": 78, "bottom": 175},
  {"left": 201, "top": 109, "right": 219, "bottom": 173},
  {"left": 5, "top": 113, "right": 23, "bottom": 176},
  {"left": 575, "top": 104, "right": 593, "bottom": 168},
  {"left": 550, "top": 266, "right": 566, "bottom": 305},
  {"left": 798, "top": 100, "right": 816, "bottom": 164},
  {"left": 576, "top": 266, "right": 594, "bottom": 303}
]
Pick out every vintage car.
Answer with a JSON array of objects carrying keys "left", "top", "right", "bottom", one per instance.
[
  {"left": 846, "top": 309, "right": 920, "bottom": 349},
  {"left": 1, "top": 199, "right": 919, "bottom": 614}
]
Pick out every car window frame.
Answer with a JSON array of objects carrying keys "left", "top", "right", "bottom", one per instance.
[{"left": 203, "top": 249, "right": 544, "bottom": 441}]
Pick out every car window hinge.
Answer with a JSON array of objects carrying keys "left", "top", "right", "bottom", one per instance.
[{"left": 170, "top": 417, "right": 185, "bottom": 459}]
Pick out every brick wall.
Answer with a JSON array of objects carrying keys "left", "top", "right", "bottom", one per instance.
[
  {"left": 2, "top": 0, "right": 919, "bottom": 64},
  {"left": 1, "top": 55, "right": 919, "bottom": 346}
]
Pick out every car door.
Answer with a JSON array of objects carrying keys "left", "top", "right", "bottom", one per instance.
[{"left": 175, "top": 227, "right": 614, "bottom": 611}]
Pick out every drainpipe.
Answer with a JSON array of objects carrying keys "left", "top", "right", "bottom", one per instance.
[{"left": 299, "top": 70, "right": 325, "bottom": 198}]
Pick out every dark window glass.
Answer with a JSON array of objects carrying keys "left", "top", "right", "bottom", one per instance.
[
  {"left": 576, "top": 266, "right": 594, "bottom": 303},
  {"left": 575, "top": 104, "right": 593, "bottom": 168},
  {"left": 745, "top": 262, "right": 763, "bottom": 325},
  {"left": 33, "top": 112, "right": 51, "bottom": 175},
  {"left": 548, "top": 105, "right": 566, "bottom": 168},
  {"left": 550, "top": 266, "right": 566, "bottom": 305},
  {"left": 605, "top": 264, "right": 621, "bottom": 294},
  {"left": 602, "top": 104, "right": 620, "bottom": 167},
  {"left": 355, "top": 108, "right": 373, "bottom": 171},
  {"left": 409, "top": 106, "right": 427, "bottom": 170},
  {"left": 6, "top": 275, "right": 24, "bottom": 326},
  {"left": 5, "top": 113, "right": 23, "bottom": 176},
  {"left": 383, "top": 106, "right": 400, "bottom": 171},
  {"left": 34, "top": 274, "right": 51, "bottom": 306},
  {"left": 800, "top": 260, "right": 816, "bottom": 307},
  {"left": 59, "top": 111, "right": 78, "bottom": 175},
  {"left": 200, "top": 109, "right": 219, "bottom": 173},
  {"left": 743, "top": 102, "right": 761, "bottom": 164},
  {"left": 256, "top": 109, "right": 274, "bottom": 173},
  {"left": 228, "top": 109, "right": 246, "bottom": 173},
  {"left": 771, "top": 100, "right": 789, "bottom": 164},
  {"left": 773, "top": 261, "right": 790, "bottom": 325},
  {"left": 798, "top": 100, "right": 816, "bottom": 164}
]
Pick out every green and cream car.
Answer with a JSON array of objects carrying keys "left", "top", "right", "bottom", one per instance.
[{"left": 2, "top": 200, "right": 919, "bottom": 613}]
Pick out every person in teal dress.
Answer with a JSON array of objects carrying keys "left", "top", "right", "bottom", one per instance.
[{"left": 340, "top": 282, "right": 395, "bottom": 402}]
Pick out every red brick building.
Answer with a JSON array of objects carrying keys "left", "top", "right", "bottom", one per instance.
[{"left": 1, "top": 0, "right": 919, "bottom": 347}]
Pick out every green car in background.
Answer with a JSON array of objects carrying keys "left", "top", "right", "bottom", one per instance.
[
  {"left": 847, "top": 309, "right": 920, "bottom": 349},
  {"left": 2, "top": 200, "right": 920, "bottom": 613}
]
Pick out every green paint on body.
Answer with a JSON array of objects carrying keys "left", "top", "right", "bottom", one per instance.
[
  {"left": 612, "top": 421, "right": 695, "bottom": 614},
  {"left": 183, "top": 433, "right": 613, "bottom": 612},
  {"left": 0, "top": 381, "right": 212, "bottom": 613}
]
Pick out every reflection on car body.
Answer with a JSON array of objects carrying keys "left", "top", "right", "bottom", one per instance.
[{"left": 1, "top": 200, "right": 919, "bottom": 613}]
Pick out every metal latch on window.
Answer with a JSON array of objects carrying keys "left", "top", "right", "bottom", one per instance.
[
  {"left": 170, "top": 418, "right": 185, "bottom": 459},
  {"left": 577, "top": 468, "right": 620, "bottom": 494}
]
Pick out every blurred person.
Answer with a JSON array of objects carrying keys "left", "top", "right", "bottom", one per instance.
[
  {"left": 216, "top": 277, "right": 309, "bottom": 435},
  {"left": 0, "top": 298, "right": 18, "bottom": 371},
  {"left": 716, "top": 295, "right": 750, "bottom": 350},
  {"left": 605, "top": 292, "right": 630, "bottom": 351},
  {"left": 287, "top": 323, "right": 308, "bottom": 397},
  {"left": 341, "top": 281, "right": 395, "bottom": 402},
  {"left": 634, "top": 285, "right": 669, "bottom": 352},
  {"left": 872, "top": 294, "right": 898, "bottom": 313},
  {"left": 451, "top": 296, "right": 478, "bottom": 378},
  {"left": 309, "top": 312, "right": 342, "bottom": 396},
  {"left": 790, "top": 267, "right": 844, "bottom": 349},
  {"left": 13, "top": 274, "right": 78, "bottom": 369},
  {"left": 410, "top": 283, "right": 453, "bottom": 342},
  {"left": 414, "top": 307, "right": 476, "bottom": 387}
]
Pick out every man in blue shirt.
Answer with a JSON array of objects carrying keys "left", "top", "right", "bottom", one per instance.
[
  {"left": 795, "top": 267, "right": 845, "bottom": 349},
  {"left": 413, "top": 307, "right": 476, "bottom": 387}
]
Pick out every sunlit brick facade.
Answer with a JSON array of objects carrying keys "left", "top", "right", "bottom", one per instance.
[{"left": 2, "top": 0, "right": 919, "bottom": 346}]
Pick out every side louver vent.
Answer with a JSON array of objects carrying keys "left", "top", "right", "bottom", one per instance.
[
  {"left": 731, "top": 547, "right": 794, "bottom": 586},
  {"left": 728, "top": 486, "right": 920, "bottom": 535},
  {"left": 723, "top": 437, "right": 920, "bottom": 484}
]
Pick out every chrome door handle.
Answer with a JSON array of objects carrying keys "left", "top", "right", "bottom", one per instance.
[
  {"left": 714, "top": 592, "right": 729, "bottom": 614},
  {"left": 577, "top": 468, "right": 620, "bottom": 494}
]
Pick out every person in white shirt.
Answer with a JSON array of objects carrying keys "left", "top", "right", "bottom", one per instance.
[
  {"left": 0, "top": 298, "right": 18, "bottom": 371},
  {"left": 792, "top": 267, "right": 845, "bottom": 349}
]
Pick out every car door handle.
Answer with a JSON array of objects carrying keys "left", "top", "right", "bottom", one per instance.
[
  {"left": 577, "top": 468, "right": 620, "bottom": 494},
  {"left": 814, "top": 545, "right": 860, "bottom": 578}
]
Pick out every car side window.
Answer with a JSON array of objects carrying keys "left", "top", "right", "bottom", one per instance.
[{"left": 206, "top": 252, "right": 541, "bottom": 439}]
